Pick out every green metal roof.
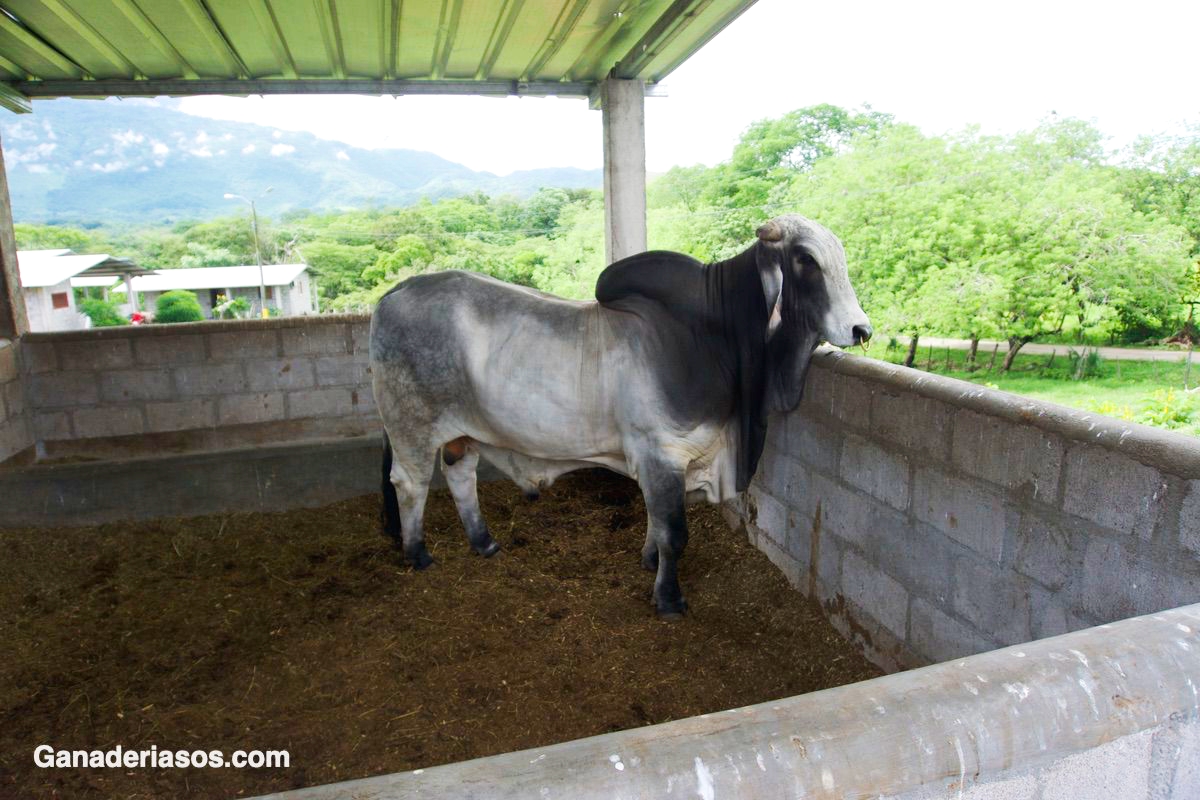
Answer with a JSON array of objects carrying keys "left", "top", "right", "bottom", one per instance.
[{"left": 0, "top": 0, "right": 758, "bottom": 112}]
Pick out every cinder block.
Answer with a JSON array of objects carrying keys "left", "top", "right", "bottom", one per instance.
[
  {"left": 870, "top": 390, "right": 954, "bottom": 463},
  {"left": 100, "top": 369, "right": 174, "bottom": 403},
  {"left": 0, "top": 342, "right": 16, "bottom": 382},
  {"left": 351, "top": 387, "right": 378, "bottom": 417},
  {"left": 840, "top": 434, "right": 910, "bottom": 511},
  {"left": 58, "top": 338, "right": 132, "bottom": 371},
  {"left": 1015, "top": 510, "right": 1082, "bottom": 592},
  {"left": 747, "top": 484, "right": 790, "bottom": 550},
  {"left": 754, "top": 532, "right": 802, "bottom": 588},
  {"left": 133, "top": 334, "right": 206, "bottom": 366},
  {"left": 1081, "top": 538, "right": 1200, "bottom": 622},
  {"left": 804, "top": 368, "right": 872, "bottom": 430},
  {"left": 953, "top": 559, "right": 1033, "bottom": 646},
  {"left": 146, "top": 399, "right": 215, "bottom": 432},
  {"left": 878, "top": 522, "right": 956, "bottom": 606},
  {"left": 208, "top": 329, "right": 279, "bottom": 360},
  {"left": 19, "top": 341, "right": 58, "bottom": 373},
  {"left": 34, "top": 411, "right": 71, "bottom": 440},
  {"left": 245, "top": 358, "right": 316, "bottom": 392},
  {"left": 314, "top": 355, "right": 369, "bottom": 387},
  {"left": 349, "top": 321, "right": 371, "bottom": 356},
  {"left": 842, "top": 549, "right": 908, "bottom": 639},
  {"left": 217, "top": 393, "right": 285, "bottom": 426},
  {"left": 790, "top": 412, "right": 842, "bottom": 475},
  {"left": 173, "top": 363, "right": 247, "bottom": 396},
  {"left": 2, "top": 377, "right": 23, "bottom": 419},
  {"left": 803, "top": 472, "right": 908, "bottom": 564},
  {"left": 72, "top": 405, "right": 144, "bottom": 438},
  {"left": 287, "top": 387, "right": 353, "bottom": 419},
  {"left": 912, "top": 468, "right": 1013, "bottom": 563},
  {"left": 757, "top": 445, "right": 810, "bottom": 504},
  {"left": 1062, "top": 444, "right": 1168, "bottom": 540},
  {"left": 952, "top": 409, "right": 1063, "bottom": 503},
  {"left": 281, "top": 324, "right": 349, "bottom": 355},
  {"left": 1180, "top": 481, "right": 1200, "bottom": 557},
  {"left": 0, "top": 415, "right": 32, "bottom": 461},
  {"left": 909, "top": 598, "right": 995, "bottom": 664},
  {"left": 28, "top": 371, "right": 99, "bottom": 408}
]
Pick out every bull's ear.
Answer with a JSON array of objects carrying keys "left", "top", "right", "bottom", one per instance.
[{"left": 756, "top": 221, "right": 783, "bottom": 242}]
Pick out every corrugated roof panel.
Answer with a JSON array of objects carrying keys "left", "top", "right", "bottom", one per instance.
[
  {"left": 205, "top": 0, "right": 293, "bottom": 78},
  {"left": 4, "top": 0, "right": 133, "bottom": 79},
  {"left": 131, "top": 0, "right": 246, "bottom": 78},
  {"left": 131, "top": 264, "right": 308, "bottom": 291},
  {"left": 60, "top": 0, "right": 192, "bottom": 79},
  {"left": 0, "top": 0, "right": 759, "bottom": 99},
  {"left": 442, "top": 0, "right": 504, "bottom": 80},
  {"left": 393, "top": 1, "right": 441, "bottom": 79},
  {"left": 335, "top": 0, "right": 390, "bottom": 78}
]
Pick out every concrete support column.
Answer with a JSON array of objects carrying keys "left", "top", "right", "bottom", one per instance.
[
  {"left": 600, "top": 77, "right": 647, "bottom": 265},
  {"left": 0, "top": 132, "right": 28, "bottom": 337}
]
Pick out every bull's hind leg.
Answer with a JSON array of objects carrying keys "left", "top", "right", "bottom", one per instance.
[
  {"left": 441, "top": 438, "right": 500, "bottom": 557},
  {"left": 636, "top": 456, "right": 690, "bottom": 619},
  {"left": 381, "top": 433, "right": 437, "bottom": 569}
]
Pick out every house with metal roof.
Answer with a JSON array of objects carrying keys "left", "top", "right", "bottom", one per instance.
[
  {"left": 126, "top": 264, "right": 317, "bottom": 319},
  {"left": 17, "top": 248, "right": 151, "bottom": 331}
]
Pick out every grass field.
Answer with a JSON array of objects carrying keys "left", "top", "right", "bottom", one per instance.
[{"left": 869, "top": 342, "right": 1200, "bottom": 437}]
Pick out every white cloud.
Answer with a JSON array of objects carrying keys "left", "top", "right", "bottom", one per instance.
[
  {"left": 27, "top": 164, "right": 49, "bottom": 173},
  {"left": 188, "top": 146, "right": 213, "bottom": 157},
  {"left": 112, "top": 129, "right": 145, "bottom": 147},
  {"left": 336, "top": 150, "right": 349, "bottom": 161},
  {"left": 195, "top": 131, "right": 209, "bottom": 143},
  {"left": 272, "top": 130, "right": 282, "bottom": 140},
  {"left": 241, "top": 143, "right": 256, "bottom": 154},
  {"left": 91, "top": 161, "right": 127, "bottom": 172},
  {"left": 151, "top": 141, "right": 169, "bottom": 156},
  {"left": 270, "top": 143, "right": 295, "bottom": 156}
]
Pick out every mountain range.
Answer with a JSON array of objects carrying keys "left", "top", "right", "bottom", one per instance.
[{"left": 0, "top": 98, "right": 602, "bottom": 224}]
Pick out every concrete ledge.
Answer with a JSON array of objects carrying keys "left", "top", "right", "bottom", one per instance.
[
  {"left": 253, "top": 603, "right": 1200, "bottom": 800},
  {"left": 815, "top": 347, "right": 1200, "bottom": 478},
  {"left": 19, "top": 313, "right": 370, "bottom": 343}
]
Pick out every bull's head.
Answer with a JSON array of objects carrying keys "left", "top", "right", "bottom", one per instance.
[{"left": 754, "top": 214, "right": 871, "bottom": 412}]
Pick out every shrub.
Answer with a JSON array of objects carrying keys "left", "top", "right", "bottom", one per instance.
[
  {"left": 78, "top": 298, "right": 127, "bottom": 327},
  {"left": 155, "top": 290, "right": 204, "bottom": 324}
]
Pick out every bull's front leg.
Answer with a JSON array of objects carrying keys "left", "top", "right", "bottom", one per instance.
[{"left": 637, "top": 458, "right": 690, "bottom": 620}]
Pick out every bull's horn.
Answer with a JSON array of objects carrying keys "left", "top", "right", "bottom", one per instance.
[{"left": 756, "top": 221, "right": 783, "bottom": 242}]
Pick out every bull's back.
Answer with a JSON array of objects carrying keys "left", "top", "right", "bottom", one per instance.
[{"left": 370, "top": 271, "right": 626, "bottom": 457}]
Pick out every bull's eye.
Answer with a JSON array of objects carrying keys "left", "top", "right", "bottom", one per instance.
[{"left": 794, "top": 250, "right": 819, "bottom": 272}]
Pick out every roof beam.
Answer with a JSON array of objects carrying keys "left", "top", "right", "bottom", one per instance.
[
  {"left": 563, "top": 0, "right": 637, "bottom": 82},
  {"left": 27, "top": 0, "right": 136, "bottom": 77},
  {"left": 109, "top": 0, "right": 199, "bottom": 78},
  {"left": 243, "top": 0, "right": 298, "bottom": 78},
  {"left": 521, "top": 0, "right": 589, "bottom": 81},
  {"left": 9, "top": 77, "right": 594, "bottom": 98},
  {"left": 615, "top": 0, "right": 757, "bottom": 81},
  {"left": 475, "top": 0, "right": 526, "bottom": 81},
  {"left": 0, "top": 81, "right": 30, "bottom": 113},
  {"left": 315, "top": 0, "right": 347, "bottom": 79},
  {"left": 430, "top": 0, "right": 464, "bottom": 80},
  {"left": 176, "top": 0, "right": 250, "bottom": 77},
  {"left": 0, "top": 12, "right": 85, "bottom": 78}
]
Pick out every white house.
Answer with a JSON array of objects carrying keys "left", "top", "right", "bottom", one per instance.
[
  {"left": 18, "top": 249, "right": 148, "bottom": 332},
  {"left": 126, "top": 264, "right": 317, "bottom": 319}
]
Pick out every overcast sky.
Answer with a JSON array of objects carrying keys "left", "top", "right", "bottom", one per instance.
[{"left": 177, "top": 0, "right": 1198, "bottom": 175}]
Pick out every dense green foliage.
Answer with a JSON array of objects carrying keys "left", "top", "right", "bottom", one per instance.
[
  {"left": 154, "top": 290, "right": 204, "bottom": 324},
  {"left": 77, "top": 298, "right": 127, "bottom": 327},
  {"left": 14, "top": 107, "right": 1198, "bottom": 361}
]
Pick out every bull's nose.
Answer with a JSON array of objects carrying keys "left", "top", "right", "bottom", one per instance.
[{"left": 852, "top": 323, "right": 873, "bottom": 345}]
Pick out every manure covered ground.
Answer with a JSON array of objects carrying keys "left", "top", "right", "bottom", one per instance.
[{"left": 0, "top": 469, "right": 880, "bottom": 798}]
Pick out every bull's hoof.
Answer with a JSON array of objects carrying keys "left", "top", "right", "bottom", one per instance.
[
  {"left": 641, "top": 550, "right": 659, "bottom": 571},
  {"left": 474, "top": 539, "right": 502, "bottom": 558},
  {"left": 654, "top": 595, "right": 688, "bottom": 619},
  {"left": 406, "top": 547, "right": 435, "bottom": 570}
]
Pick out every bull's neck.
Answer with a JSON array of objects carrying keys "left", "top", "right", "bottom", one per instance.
[{"left": 703, "top": 245, "right": 766, "bottom": 335}]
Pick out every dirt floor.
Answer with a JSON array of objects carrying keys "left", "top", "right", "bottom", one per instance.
[{"left": 0, "top": 470, "right": 882, "bottom": 798}]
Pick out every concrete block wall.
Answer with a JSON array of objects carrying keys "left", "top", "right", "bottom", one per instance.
[
  {"left": 0, "top": 337, "right": 32, "bottom": 462},
  {"left": 15, "top": 315, "right": 379, "bottom": 459},
  {"left": 729, "top": 348, "right": 1200, "bottom": 671}
]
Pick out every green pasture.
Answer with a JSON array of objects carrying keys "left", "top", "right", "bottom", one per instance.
[{"left": 869, "top": 343, "right": 1200, "bottom": 437}]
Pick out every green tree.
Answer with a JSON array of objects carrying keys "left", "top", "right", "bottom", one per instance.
[
  {"left": 154, "top": 290, "right": 204, "bottom": 323},
  {"left": 79, "top": 298, "right": 127, "bottom": 327}
]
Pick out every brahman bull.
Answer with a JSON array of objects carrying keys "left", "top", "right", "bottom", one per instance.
[{"left": 370, "top": 214, "right": 870, "bottom": 618}]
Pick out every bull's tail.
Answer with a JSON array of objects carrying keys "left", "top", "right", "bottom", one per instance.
[{"left": 380, "top": 430, "right": 402, "bottom": 546}]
